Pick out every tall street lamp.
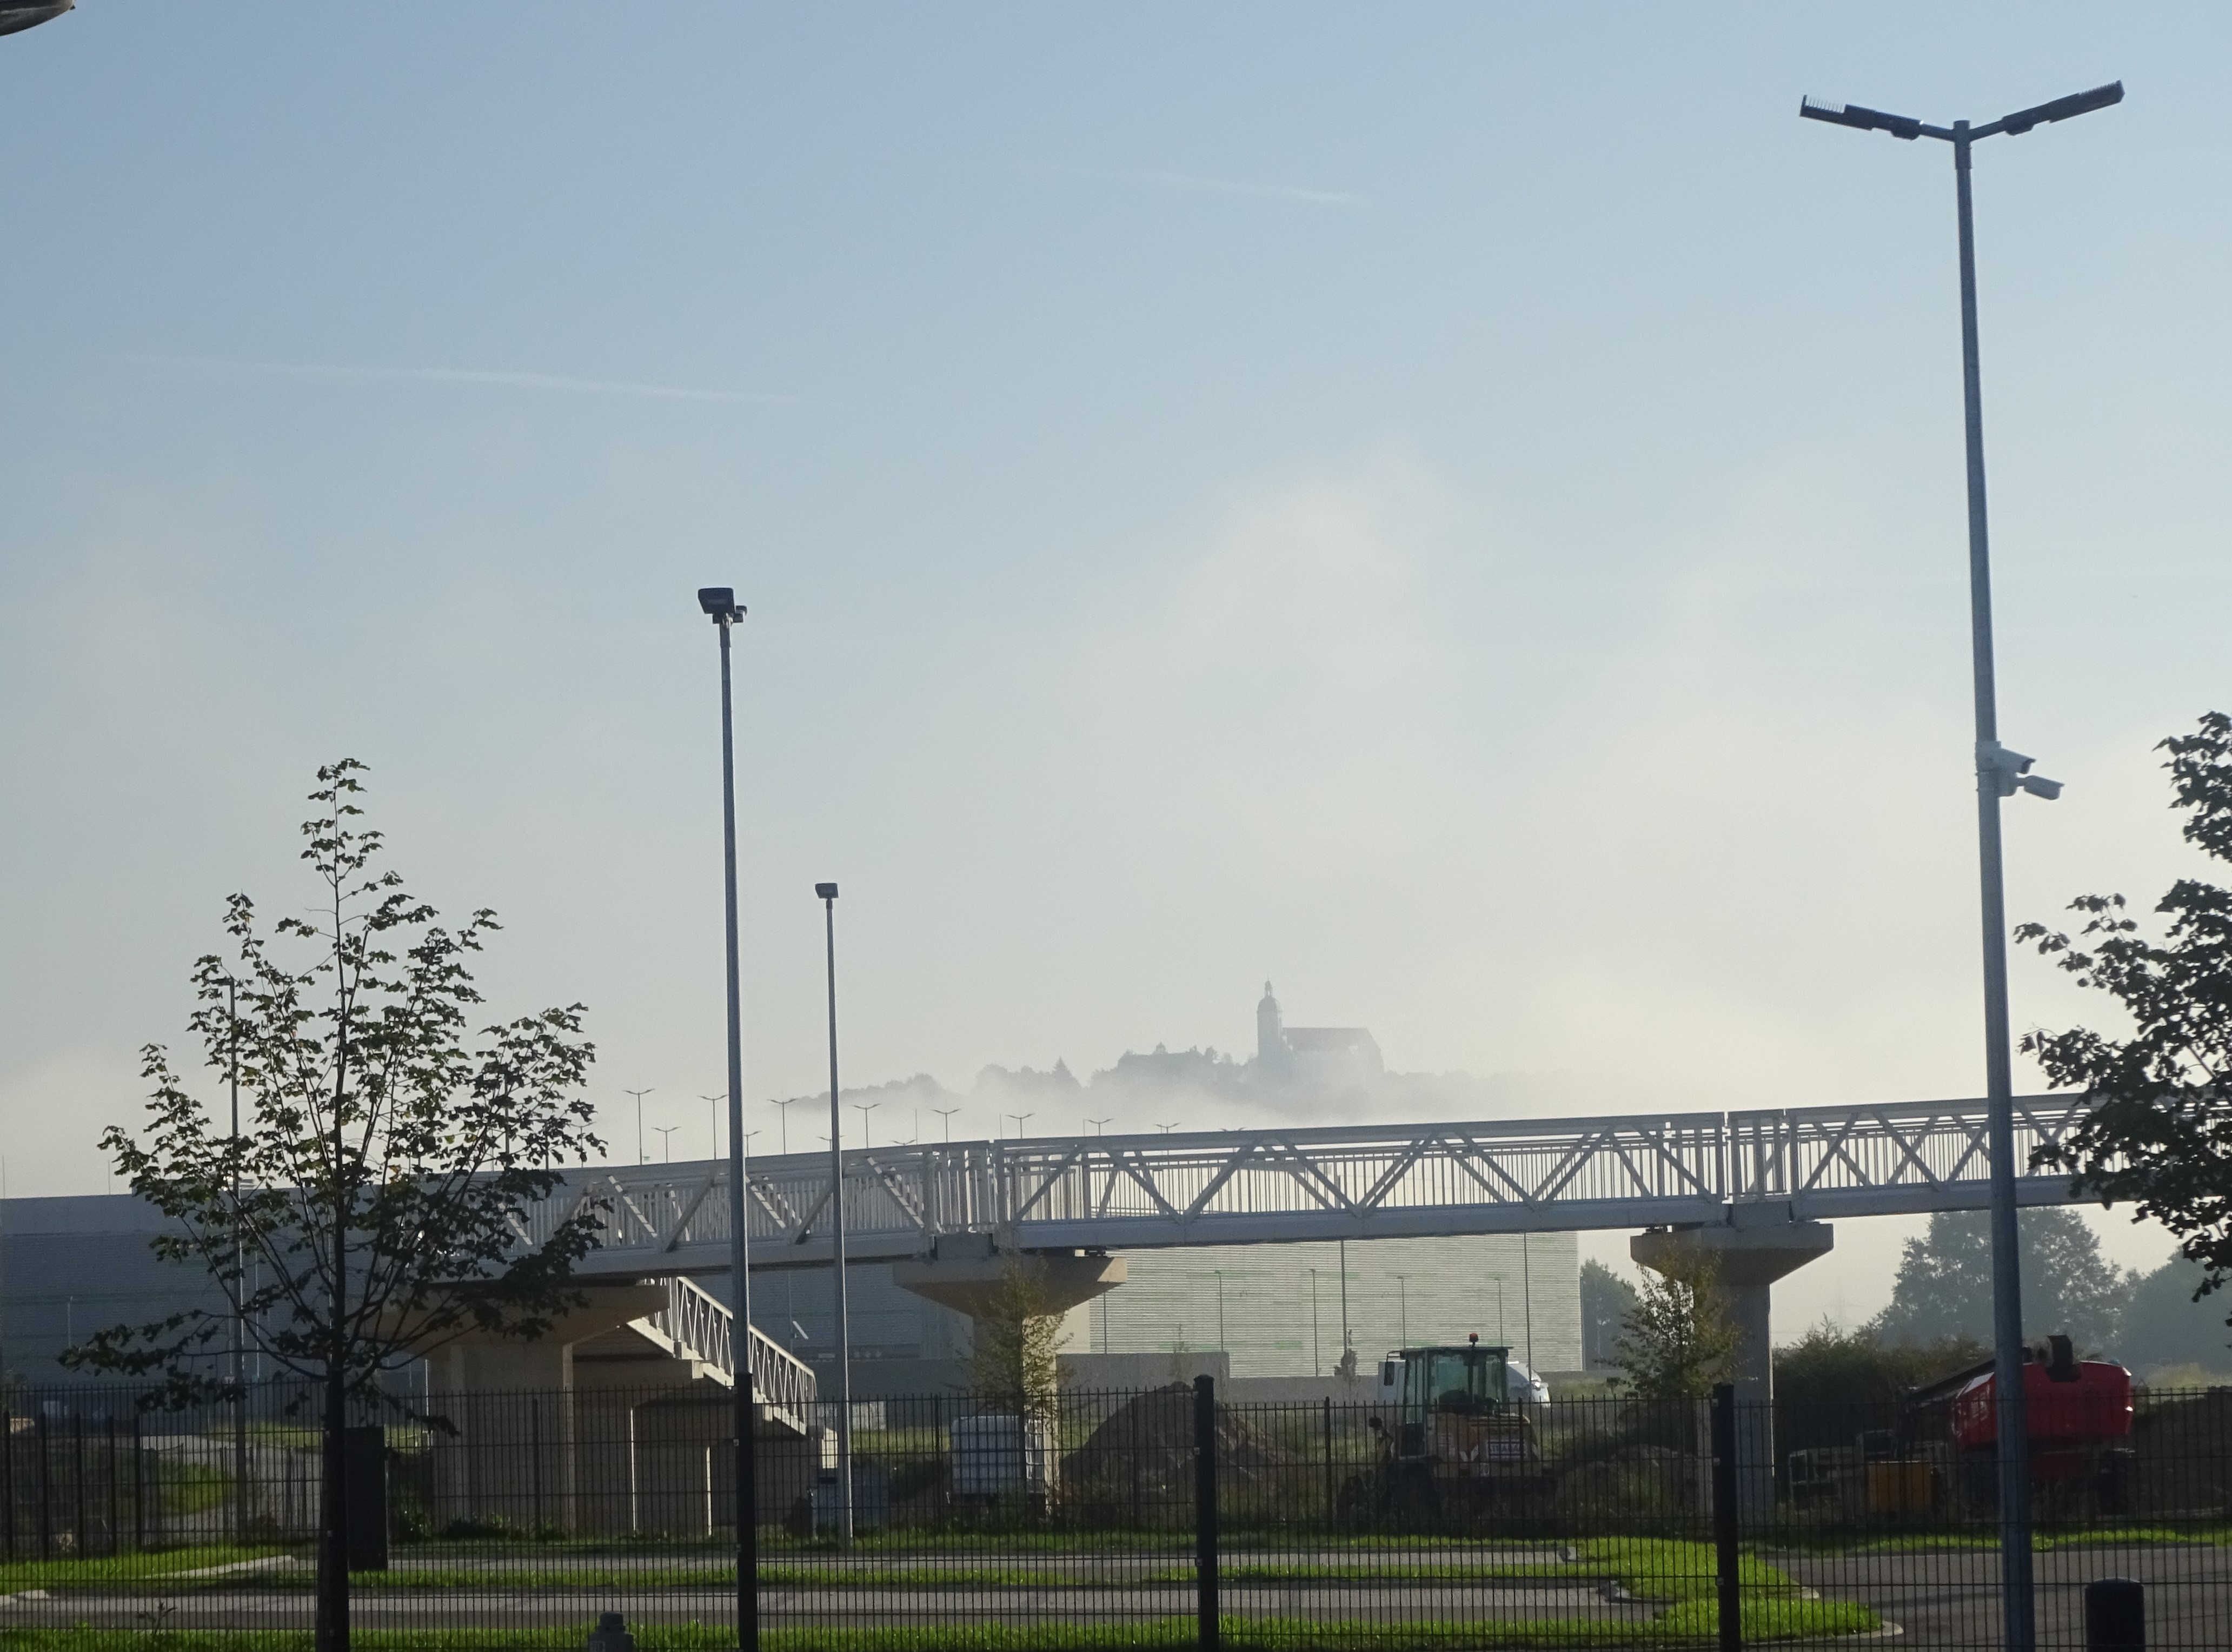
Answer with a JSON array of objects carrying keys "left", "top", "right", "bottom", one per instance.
[
  {"left": 695, "top": 585, "right": 756, "bottom": 1649},
  {"left": 1799, "top": 80, "right": 2120, "bottom": 1652},
  {"left": 816, "top": 881, "right": 856, "bottom": 1547},
  {"left": 625, "top": 1088, "right": 654, "bottom": 1166}
]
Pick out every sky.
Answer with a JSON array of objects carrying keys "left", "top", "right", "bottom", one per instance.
[{"left": 4, "top": 3, "right": 2229, "bottom": 1340}]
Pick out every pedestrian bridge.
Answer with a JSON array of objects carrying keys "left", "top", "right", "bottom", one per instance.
[{"left": 523, "top": 1092, "right": 2102, "bottom": 1281}]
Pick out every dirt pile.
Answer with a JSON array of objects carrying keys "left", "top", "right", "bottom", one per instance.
[{"left": 1059, "top": 1384, "right": 1287, "bottom": 1518}]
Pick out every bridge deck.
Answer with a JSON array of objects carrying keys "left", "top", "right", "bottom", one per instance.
[{"left": 531, "top": 1093, "right": 2100, "bottom": 1281}]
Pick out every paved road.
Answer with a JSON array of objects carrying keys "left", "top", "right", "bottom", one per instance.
[
  {"left": 0, "top": 1578, "right": 1646, "bottom": 1634},
  {"left": 1783, "top": 1543, "right": 2232, "bottom": 1649}
]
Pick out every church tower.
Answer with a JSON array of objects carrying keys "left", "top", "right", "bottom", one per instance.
[{"left": 1256, "top": 980, "right": 1290, "bottom": 1078}]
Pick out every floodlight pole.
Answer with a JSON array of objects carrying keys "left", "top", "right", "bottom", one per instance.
[
  {"left": 698, "top": 587, "right": 757, "bottom": 1650},
  {"left": 1948, "top": 122, "right": 2042, "bottom": 1652},
  {"left": 818, "top": 883, "right": 856, "bottom": 1547},
  {"left": 229, "top": 982, "right": 248, "bottom": 1546},
  {"left": 1800, "top": 81, "right": 2121, "bottom": 1652}
]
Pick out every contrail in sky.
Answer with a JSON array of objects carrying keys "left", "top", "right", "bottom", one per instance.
[
  {"left": 127, "top": 355, "right": 795, "bottom": 405},
  {"left": 1015, "top": 163, "right": 1366, "bottom": 209}
]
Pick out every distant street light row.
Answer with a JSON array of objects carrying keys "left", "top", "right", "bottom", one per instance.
[{"left": 608, "top": 1089, "right": 1172, "bottom": 1157}]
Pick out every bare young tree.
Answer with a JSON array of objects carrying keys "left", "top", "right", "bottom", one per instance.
[
  {"left": 969, "top": 1253, "right": 1068, "bottom": 1424},
  {"left": 66, "top": 762, "right": 606, "bottom": 1651}
]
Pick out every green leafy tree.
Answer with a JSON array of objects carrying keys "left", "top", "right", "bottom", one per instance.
[
  {"left": 1773, "top": 1322, "right": 1987, "bottom": 1409},
  {"left": 1869, "top": 1208, "right": 2126, "bottom": 1352},
  {"left": 2120, "top": 1251, "right": 2232, "bottom": 1377},
  {"left": 2018, "top": 712, "right": 2232, "bottom": 1330},
  {"left": 1581, "top": 1260, "right": 1640, "bottom": 1371},
  {"left": 1613, "top": 1249, "right": 1737, "bottom": 1400},
  {"left": 65, "top": 763, "right": 606, "bottom": 1651},
  {"left": 1772, "top": 1322, "right": 1988, "bottom": 1462}
]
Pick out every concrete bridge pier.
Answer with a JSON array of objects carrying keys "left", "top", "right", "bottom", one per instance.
[
  {"left": 890, "top": 1235, "right": 1125, "bottom": 1372},
  {"left": 1632, "top": 1203, "right": 1832, "bottom": 1518}
]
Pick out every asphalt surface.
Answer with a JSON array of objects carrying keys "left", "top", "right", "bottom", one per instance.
[
  {"left": 0, "top": 1578, "right": 1644, "bottom": 1632},
  {"left": 19, "top": 1543, "right": 2230, "bottom": 1643},
  {"left": 1782, "top": 1543, "right": 2232, "bottom": 1649}
]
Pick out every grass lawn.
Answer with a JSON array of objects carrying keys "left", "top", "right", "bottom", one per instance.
[{"left": 0, "top": 1602, "right": 1883, "bottom": 1649}]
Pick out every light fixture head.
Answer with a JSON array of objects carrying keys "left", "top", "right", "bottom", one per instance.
[
  {"left": 2001, "top": 81, "right": 2123, "bottom": 136},
  {"left": 696, "top": 586, "right": 745, "bottom": 621},
  {"left": 0, "top": 2, "right": 72, "bottom": 38},
  {"left": 1799, "top": 96, "right": 1923, "bottom": 140},
  {"left": 815, "top": 881, "right": 839, "bottom": 900}
]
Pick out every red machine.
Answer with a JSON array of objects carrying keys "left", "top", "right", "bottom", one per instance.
[{"left": 1922, "top": 1335, "right": 2134, "bottom": 1492}]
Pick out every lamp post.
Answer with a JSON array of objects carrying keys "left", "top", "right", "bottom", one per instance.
[
  {"left": 655, "top": 1126, "right": 679, "bottom": 1163},
  {"left": 228, "top": 982, "right": 248, "bottom": 1546},
  {"left": 625, "top": 1088, "right": 654, "bottom": 1166},
  {"left": 816, "top": 881, "right": 856, "bottom": 1548},
  {"left": 933, "top": 1106, "right": 960, "bottom": 1142},
  {"left": 1799, "top": 82, "right": 2118, "bottom": 1652},
  {"left": 695, "top": 584, "right": 756, "bottom": 1649}
]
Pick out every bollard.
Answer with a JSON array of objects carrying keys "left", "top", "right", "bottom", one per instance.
[
  {"left": 586, "top": 1611, "right": 636, "bottom": 1652},
  {"left": 2084, "top": 1578, "right": 2143, "bottom": 1652}
]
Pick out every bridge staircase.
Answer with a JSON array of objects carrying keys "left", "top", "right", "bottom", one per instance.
[{"left": 618, "top": 1276, "right": 816, "bottom": 1438}]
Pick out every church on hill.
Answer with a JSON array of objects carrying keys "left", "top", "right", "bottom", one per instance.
[{"left": 1254, "top": 980, "right": 1382, "bottom": 1091}]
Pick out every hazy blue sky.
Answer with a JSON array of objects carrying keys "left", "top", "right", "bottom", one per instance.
[{"left": 4, "top": 4, "right": 2226, "bottom": 1331}]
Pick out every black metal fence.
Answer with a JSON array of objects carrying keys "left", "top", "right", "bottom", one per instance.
[{"left": 0, "top": 1376, "right": 2227, "bottom": 1647}]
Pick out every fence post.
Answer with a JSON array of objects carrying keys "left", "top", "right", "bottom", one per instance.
[
  {"left": 1128, "top": 1390, "right": 1141, "bottom": 1531},
  {"left": 103, "top": 1415, "right": 117, "bottom": 1557},
  {"left": 2, "top": 1405, "right": 13, "bottom": 1562},
  {"left": 2084, "top": 1577, "right": 2143, "bottom": 1651},
  {"left": 1711, "top": 1382, "right": 1739, "bottom": 1652},
  {"left": 1322, "top": 1396, "right": 1334, "bottom": 1529},
  {"left": 1194, "top": 1374, "right": 1219, "bottom": 1651},
  {"left": 342, "top": 1425, "right": 389, "bottom": 1571},
  {"left": 34, "top": 1408, "right": 50, "bottom": 1562},
  {"left": 71, "top": 1411, "right": 85, "bottom": 1560},
  {"left": 132, "top": 1410, "right": 145, "bottom": 1552}
]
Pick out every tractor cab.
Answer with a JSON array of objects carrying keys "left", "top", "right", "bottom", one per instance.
[{"left": 1370, "top": 1335, "right": 1540, "bottom": 1483}]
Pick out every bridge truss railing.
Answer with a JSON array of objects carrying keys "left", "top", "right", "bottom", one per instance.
[{"left": 527, "top": 1092, "right": 2100, "bottom": 1279}]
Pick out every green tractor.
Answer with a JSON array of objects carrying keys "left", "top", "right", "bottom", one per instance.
[{"left": 1341, "top": 1335, "right": 1546, "bottom": 1526}]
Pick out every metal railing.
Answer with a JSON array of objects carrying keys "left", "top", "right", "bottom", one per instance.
[{"left": 634, "top": 1276, "right": 816, "bottom": 1429}]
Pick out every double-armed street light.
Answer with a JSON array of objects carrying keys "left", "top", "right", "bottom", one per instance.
[
  {"left": 1799, "top": 80, "right": 2120, "bottom": 1652},
  {"left": 694, "top": 585, "right": 756, "bottom": 1648}
]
